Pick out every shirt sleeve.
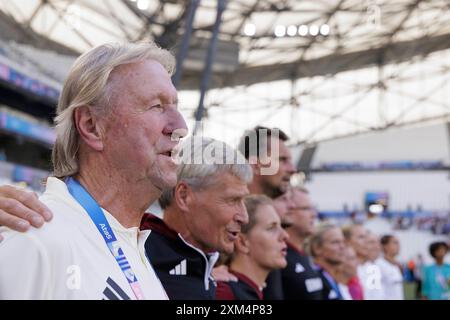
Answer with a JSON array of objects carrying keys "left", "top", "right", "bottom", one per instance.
[{"left": 0, "top": 229, "right": 52, "bottom": 299}]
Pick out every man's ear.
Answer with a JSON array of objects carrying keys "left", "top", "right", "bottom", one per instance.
[
  {"left": 234, "top": 233, "right": 250, "bottom": 255},
  {"left": 174, "top": 182, "right": 193, "bottom": 212},
  {"left": 74, "top": 106, "right": 105, "bottom": 151}
]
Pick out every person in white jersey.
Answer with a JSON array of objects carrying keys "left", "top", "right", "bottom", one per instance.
[
  {"left": 343, "top": 224, "right": 384, "bottom": 299},
  {"left": 377, "top": 235, "right": 404, "bottom": 300},
  {"left": 359, "top": 231, "right": 385, "bottom": 299},
  {"left": 0, "top": 42, "right": 187, "bottom": 299}
]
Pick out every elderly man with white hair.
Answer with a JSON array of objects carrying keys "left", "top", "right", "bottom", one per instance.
[{"left": 0, "top": 42, "right": 188, "bottom": 299}]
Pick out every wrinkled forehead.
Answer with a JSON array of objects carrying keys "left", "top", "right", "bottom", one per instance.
[
  {"left": 109, "top": 60, "right": 176, "bottom": 101},
  {"left": 204, "top": 171, "right": 249, "bottom": 195},
  {"left": 223, "top": 179, "right": 249, "bottom": 197},
  {"left": 114, "top": 58, "right": 170, "bottom": 75},
  {"left": 291, "top": 189, "right": 311, "bottom": 205}
]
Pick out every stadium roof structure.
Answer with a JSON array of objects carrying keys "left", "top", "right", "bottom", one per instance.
[{"left": 0, "top": 0, "right": 449, "bottom": 144}]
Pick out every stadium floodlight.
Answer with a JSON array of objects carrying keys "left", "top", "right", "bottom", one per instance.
[
  {"left": 274, "top": 25, "right": 286, "bottom": 37},
  {"left": 320, "top": 24, "right": 330, "bottom": 36},
  {"left": 243, "top": 23, "right": 256, "bottom": 36},
  {"left": 137, "top": 0, "right": 149, "bottom": 10},
  {"left": 298, "top": 25, "right": 308, "bottom": 36},
  {"left": 309, "top": 25, "right": 319, "bottom": 36},
  {"left": 287, "top": 25, "right": 297, "bottom": 37}
]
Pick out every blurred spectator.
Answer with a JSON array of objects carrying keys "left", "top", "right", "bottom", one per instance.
[
  {"left": 366, "top": 231, "right": 381, "bottom": 262},
  {"left": 309, "top": 223, "right": 346, "bottom": 300},
  {"left": 421, "top": 242, "right": 450, "bottom": 300},
  {"left": 335, "top": 246, "right": 362, "bottom": 300},
  {"left": 359, "top": 232, "right": 385, "bottom": 299},
  {"left": 377, "top": 235, "right": 404, "bottom": 300},
  {"left": 405, "top": 259, "right": 416, "bottom": 282},
  {"left": 395, "top": 216, "right": 413, "bottom": 230},
  {"left": 343, "top": 225, "right": 384, "bottom": 299},
  {"left": 409, "top": 211, "right": 449, "bottom": 235},
  {"left": 272, "top": 188, "right": 295, "bottom": 228},
  {"left": 343, "top": 224, "right": 368, "bottom": 264},
  {"left": 414, "top": 254, "right": 425, "bottom": 299},
  {"left": 282, "top": 187, "right": 326, "bottom": 300}
]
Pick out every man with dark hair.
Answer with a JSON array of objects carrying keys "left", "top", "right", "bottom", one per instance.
[
  {"left": 239, "top": 126, "right": 289, "bottom": 156},
  {"left": 238, "top": 126, "right": 294, "bottom": 199},
  {"left": 237, "top": 125, "right": 296, "bottom": 300},
  {"left": 422, "top": 241, "right": 450, "bottom": 300},
  {"left": 429, "top": 241, "right": 449, "bottom": 258}
]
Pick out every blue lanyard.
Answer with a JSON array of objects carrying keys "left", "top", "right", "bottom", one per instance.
[
  {"left": 66, "top": 177, "right": 145, "bottom": 300},
  {"left": 322, "top": 269, "right": 343, "bottom": 300}
]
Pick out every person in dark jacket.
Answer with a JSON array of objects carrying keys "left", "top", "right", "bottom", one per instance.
[
  {"left": 216, "top": 195, "right": 288, "bottom": 300},
  {"left": 282, "top": 187, "right": 327, "bottom": 300},
  {"left": 142, "top": 137, "right": 252, "bottom": 299}
]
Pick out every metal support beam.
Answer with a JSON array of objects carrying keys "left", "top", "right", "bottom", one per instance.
[
  {"left": 172, "top": 0, "right": 200, "bottom": 88},
  {"left": 377, "top": 56, "right": 387, "bottom": 126},
  {"left": 25, "top": 0, "right": 46, "bottom": 28},
  {"left": 193, "top": 0, "right": 227, "bottom": 134},
  {"left": 179, "top": 32, "right": 450, "bottom": 89},
  {"left": 45, "top": 0, "right": 94, "bottom": 48}
]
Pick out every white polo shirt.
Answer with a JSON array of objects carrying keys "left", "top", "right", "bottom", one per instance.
[
  {"left": 338, "top": 283, "right": 353, "bottom": 300},
  {"left": 376, "top": 257, "right": 404, "bottom": 300},
  {"left": 0, "top": 177, "right": 168, "bottom": 300},
  {"left": 357, "top": 261, "right": 385, "bottom": 300}
]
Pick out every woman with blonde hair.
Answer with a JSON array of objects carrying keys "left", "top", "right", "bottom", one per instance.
[{"left": 216, "top": 195, "right": 289, "bottom": 300}]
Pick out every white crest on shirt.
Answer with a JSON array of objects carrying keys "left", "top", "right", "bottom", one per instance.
[
  {"left": 295, "top": 263, "right": 305, "bottom": 273},
  {"left": 66, "top": 265, "right": 81, "bottom": 290}
]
